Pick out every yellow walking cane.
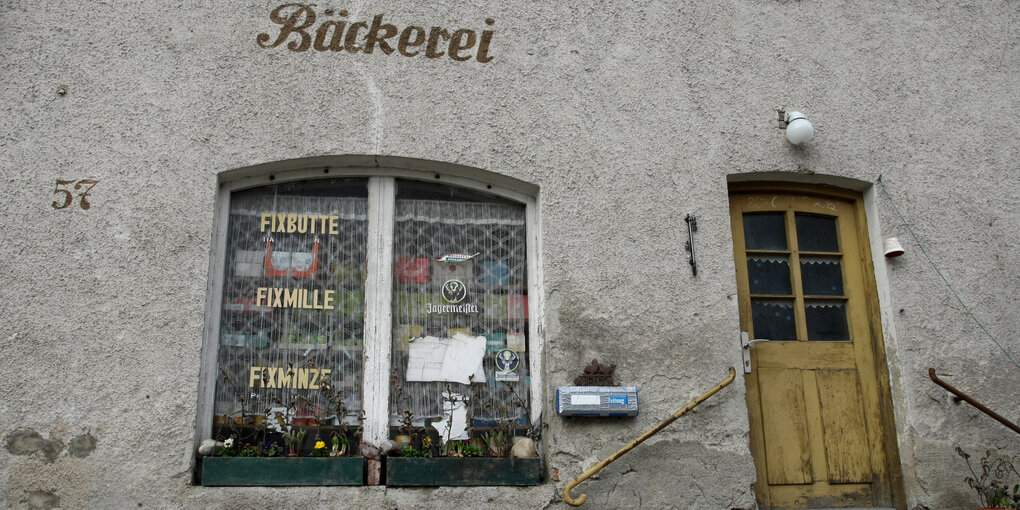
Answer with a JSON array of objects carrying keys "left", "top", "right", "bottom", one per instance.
[{"left": 562, "top": 367, "right": 736, "bottom": 506}]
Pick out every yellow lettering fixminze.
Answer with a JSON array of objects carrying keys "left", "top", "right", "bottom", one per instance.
[
  {"left": 247, "top": 366, "right": 331, "bottom": 391},
  {"left": 279, "top": 368, "right": 294, "bottom": 388}
]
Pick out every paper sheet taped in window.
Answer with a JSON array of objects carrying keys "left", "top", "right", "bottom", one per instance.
[{"left": 406, "top": 333, "right": 486, "bottom": 385}]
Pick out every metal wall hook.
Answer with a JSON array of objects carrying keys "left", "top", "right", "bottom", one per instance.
[{"left": 684, "top": 214, "right": 698, "bottom": 276}]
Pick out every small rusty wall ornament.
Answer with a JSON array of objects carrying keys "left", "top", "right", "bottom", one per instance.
[{"left": 573, "top": 359, "right": 617, "bottom": 386}]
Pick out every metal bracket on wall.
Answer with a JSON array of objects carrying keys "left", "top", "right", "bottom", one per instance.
[
  {"left": 928, "top": 368, "right": 1020, "bottom": 435},
  {"left": 684, "top": 214, "right": 698, "bottom": 276}
]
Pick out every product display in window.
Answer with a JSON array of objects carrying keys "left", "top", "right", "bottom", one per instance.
[
  {"left": 212, "top": 179, "right": 369, "bottom": 434},
  {"left": 389, "top": 180, "right": 531, "bottom": 436},
  {"left": 206, "top": 177, "right": 539, "bottom": 486}
]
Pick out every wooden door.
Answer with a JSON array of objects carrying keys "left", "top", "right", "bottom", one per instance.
[{"left": 729, "top": 185, "right": 902, "bottom": 509}]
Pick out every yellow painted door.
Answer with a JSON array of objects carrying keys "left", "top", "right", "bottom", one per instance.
[{"left": 729, "top": 186, "right": 901, "bottom": 509}]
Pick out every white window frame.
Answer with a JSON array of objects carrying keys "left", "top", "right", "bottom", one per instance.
[{"left": 195, "top": 160, "right": 544, "bottom": 451}]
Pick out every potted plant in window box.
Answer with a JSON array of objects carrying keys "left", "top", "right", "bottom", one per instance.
[
  {"left": 201, "top": 385, "right": 364, "bottom": 486},
  {"left": 202, "top": 432, "right": 363, "bottom": 486},
  {"left": 384, "top": 410, "right": 541, "bottom": 487},
  {"left": 385, "top": 436, "right": 541, "bottom": 486},
  {"left": 957, "top": 447, "right": 1019, "bottom": 509}
]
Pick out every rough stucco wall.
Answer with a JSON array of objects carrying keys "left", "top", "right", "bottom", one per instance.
[{"left": 1, "top": 0, "right": 1017, "bottom": 508}]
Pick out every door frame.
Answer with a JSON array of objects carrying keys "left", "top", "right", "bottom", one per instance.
[{"left": 728, "top": 181, "right": 906, "bottom": 509}]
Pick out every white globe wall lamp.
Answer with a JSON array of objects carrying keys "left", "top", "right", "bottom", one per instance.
[{"left": 779, "top": 109, "right": 814, "bottom": 145}]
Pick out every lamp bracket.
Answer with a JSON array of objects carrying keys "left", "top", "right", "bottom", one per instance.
[{"left": 684, "top": 214, "right": 698, "bottom": 277}]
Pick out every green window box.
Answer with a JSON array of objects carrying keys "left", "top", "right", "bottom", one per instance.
[
  {"left": 201, "top": 457, "right": 364, "bottom": 486},
  {"left": 385, "top": 457, "right": 541, "bottom": 486}
]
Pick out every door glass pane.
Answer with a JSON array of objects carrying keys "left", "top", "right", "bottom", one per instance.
[
  {"left": 805, "top": 300, "right": 850, "bottom": 341},
  {"left": 214, "top": 178, "right": 369, "bottom": 439},
  {"left": 391, "top": 180, "right": 530, "bottom": 439},
  {"left": 800, "top": 256, "right": 844, "bottom": 296},
  {"left": 743, "top": 213, "right": 787, "bottom": 250},
  {"left": 751, "top": 299, "right": 797, "bottom": 340},
  {"left": 747, "top": 255, "right": 792, "bottom": 294},
  {"left": 795, "top": 214, "right": 839, "bottom": 252}
]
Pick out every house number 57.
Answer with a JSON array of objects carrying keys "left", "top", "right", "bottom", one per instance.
[{"left": 52, "top": 179, "right": 99, "bottom": 210}]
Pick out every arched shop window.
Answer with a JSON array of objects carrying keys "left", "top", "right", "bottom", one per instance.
[{"left": 197, "top": 165, "right": 541, "bottom": 485}]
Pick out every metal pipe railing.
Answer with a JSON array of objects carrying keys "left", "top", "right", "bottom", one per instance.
[
  {"left": 562, "top": 367, "right": 736, "bottom": 506},
  {"left": 928, "top": 368, "right": 1020, "bottom": 435}
]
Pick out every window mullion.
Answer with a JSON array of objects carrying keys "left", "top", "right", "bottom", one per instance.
[
  {"left": 786, "top": 210, "right": 809, "bottom": 341},
  {"left": 362, "top": 177, "right": 396, "bottom": 446}
]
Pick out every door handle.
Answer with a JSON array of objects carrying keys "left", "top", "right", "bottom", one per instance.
[{"left": 740, "top": 332, "right": 768, "bottom": 373}]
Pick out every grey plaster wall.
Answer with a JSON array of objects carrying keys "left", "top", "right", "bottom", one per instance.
[{"left": 1, "top": 0, "right": 1017, "bottom": 509}]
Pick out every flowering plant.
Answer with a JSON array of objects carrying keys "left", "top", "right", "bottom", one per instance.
[
  {"left": 309, "top": 439, "right": 329, "bottom": 457},
  {"left": 262, "top": 440, "right": 282, "bottom": 457},
  {"left": 238, "top": 443, "right": 261, "bottom": 457},
  {"left": 958, "top": 447, "right": 1019, "bottom": 509},
  {"left": 211, "top": 373, "right": 363, "bottom": 459},
  {"left": 218, "top": 437, "right": 239, "bottom": 457}
]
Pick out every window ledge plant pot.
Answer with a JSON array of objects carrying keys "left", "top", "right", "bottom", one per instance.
[
  {"left": 385, "top": 457, "right": 541, "bottom": 486},
  {"left": 201, "top": 456, "right": 364, "bottom": 486}
]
